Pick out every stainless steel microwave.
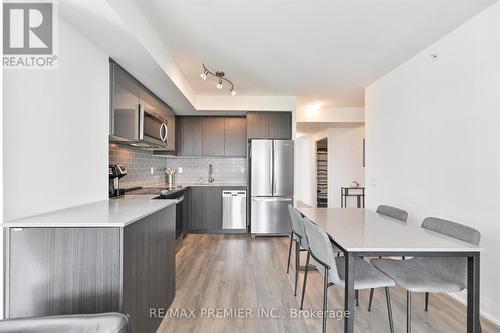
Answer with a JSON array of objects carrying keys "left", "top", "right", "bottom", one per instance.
[{"left": 140, "top": 105, "right": 170, "bottom": 148}]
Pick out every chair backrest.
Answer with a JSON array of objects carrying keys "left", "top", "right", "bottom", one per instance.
[
  {"left": 288, "top": 205, "right": 308, "bottom": 247},
  {"left": 302, "top": 216, "right": 341, "bottom": 284},
  {"left": 376, "top": 205, "right": 408, "bottom": 222},
  {"left": 421, "top": 217, "right": 481, "bottom": 245}
]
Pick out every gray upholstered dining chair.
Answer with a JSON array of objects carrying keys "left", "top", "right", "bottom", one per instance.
[
  {"left": 0, "top": 313, "right": 130, "bottom": 333},
  {"left": 287, "top": 206, "right": 341, "bottom": 301},
  {"left": 376, "top": 205, "right": 408, "bottom": 222},
  {"left": 371, "top": 217, "right": 481, "bottom": 333},
  {"left": 302, "top": 216, "right": 396, "bottom": 333},
  {"left": 368, "top": 204, "right": 409, "bottom": 311},
  {"left": 287, "top": 205, "right": 314, "bottom": 297}
]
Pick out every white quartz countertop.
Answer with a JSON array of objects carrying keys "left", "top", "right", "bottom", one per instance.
[{"left": 3, "top": 196, "right": 177, "bottom": 228}]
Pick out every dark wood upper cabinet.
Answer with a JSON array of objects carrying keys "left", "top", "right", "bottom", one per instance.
[
  {"left": 246, "top": 112, "right": 269, "bottom": 139},
  {"left": 268, "top": 112, "right": 292, "bottom": 139},
  {"left": 202, "top": 118, "right": 225, "bottom": 156},
  {"left": 179, "top": 117, "right": 203, "bottom": 156},
  {"left": 224, "top": 117, "right": 247, "bottom": 157},
  {"left": 247, "top": 112, "right": 292, "bottom": 140}
]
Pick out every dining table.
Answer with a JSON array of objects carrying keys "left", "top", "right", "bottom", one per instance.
[{"left": 297, "top": 207, "right": 483, "bottom": 333}]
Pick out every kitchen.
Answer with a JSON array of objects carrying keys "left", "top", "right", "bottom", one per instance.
[
  {"left": 108, "top": 58, "right": 294, "bottom": 239},
  {"left": 1, "top": 56, "right": 294, "bottom": 333}
]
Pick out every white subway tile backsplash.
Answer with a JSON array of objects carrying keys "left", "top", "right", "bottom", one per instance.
[{"left": 109, "top": 144, "right": 247, "bottom": 188}]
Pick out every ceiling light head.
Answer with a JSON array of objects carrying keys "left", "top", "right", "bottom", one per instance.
[
  {"left": 306, "top": 102, "right": 324, "bottom": 114},
  {"left": 200, "top": 64, "right": 237, "bottom": 95},
  {"left": 216, "top": 78, "right": 223, "bottom": 89}
]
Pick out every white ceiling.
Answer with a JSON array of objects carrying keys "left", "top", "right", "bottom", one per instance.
[{"left": 137, "top": 0, "right": 496, "bottom": 109}]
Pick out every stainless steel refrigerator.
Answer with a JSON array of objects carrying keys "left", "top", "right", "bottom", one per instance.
[{"left": 250, "top": 139, "right": 294, "bottom": 235}]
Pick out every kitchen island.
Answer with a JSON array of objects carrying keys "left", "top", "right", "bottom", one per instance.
[{"left": 3, "top": 196, "right": 178, "bottom": 333}]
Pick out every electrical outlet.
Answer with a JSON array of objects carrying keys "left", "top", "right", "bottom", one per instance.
[
  {"left": 240, "top": 167, "right": 245, "bottom": 173},
  {"left": 369, "top": 178, "right": 377, "bottom": 187},
  {"left": 150, "top": 167, "right": 154, "bottom": 174},
  {"left": 178, "top": 167, "right": 183, "bottom": 173}
]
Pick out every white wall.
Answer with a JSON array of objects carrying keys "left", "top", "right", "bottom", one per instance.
[
  {"left": 295, "top": 130, "right": 327, "bottom": 207},
  {"left": 365, "top": 1, "right": 500, "bottom": 324},
  {"left": 3, "top": 17, "right": 109, "bottom": 220},
  {"left": 295, "top": 126, "right": 365, "bottom": 208},
  {"left": 0, "top": 1, "right": 4, "bottom": 318},
  {"left": 297, "top": 106, "right": 364, "bottom": 123},
  {"left": 329, "top": 126, "right": 365, "bottom": 207}
]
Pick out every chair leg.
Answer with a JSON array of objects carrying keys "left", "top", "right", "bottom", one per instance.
[
  {"left": 407, "top": 291, "right": 412, "bottom": 333},
  {"left": 322, "top": 268, "right": 329, "bottom": 333},
  {"left": 385, "top": 287, "right": 395, "bottom": 333},
  {"left": 287, "top": 232, "right": 293, "bottom": 274},
  {"left": 300, "top": 251, "right": 310, "bottom": 310},
  {"left": 294, "top": 240, "right": 300, "bottom": 296},
  {"left": 368, "top": 288, "right": 374, "bottom": 311},
  {"left": 424, "top": 292, "right": 429, "bottom": 312},
  {"left": 355, "top": 290, "right": 359, "bottom": 306}
]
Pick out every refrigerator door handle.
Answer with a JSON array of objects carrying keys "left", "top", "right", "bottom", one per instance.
[
  {"left": 269, "top": 142, "right": 273, "bottom": 194},
  {"left": 272, "top": 140, "right": 277, "bottom": 195},
  {"left": 252, "top": 197, "right": 292, "bottom": 202}
]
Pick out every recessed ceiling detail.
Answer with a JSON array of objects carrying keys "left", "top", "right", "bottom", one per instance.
[{"left": 200, "top": 63, "right": 237, "bottom": 96}]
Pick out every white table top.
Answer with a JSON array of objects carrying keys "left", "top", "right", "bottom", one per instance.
[
  {"left": 3, "top": 196, "right": 177, "bottom": 228},
  {"left": 298, "top": 208, "right": 482, "bottom": 253}
]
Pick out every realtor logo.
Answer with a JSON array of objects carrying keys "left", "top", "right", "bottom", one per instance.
[{"left": 3, "top": 1, "right": 58, "bottom": 69}]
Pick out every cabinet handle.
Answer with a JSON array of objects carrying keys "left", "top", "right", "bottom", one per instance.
[{"left": 139, "top": 104, "right": 144, "bottom": 140}]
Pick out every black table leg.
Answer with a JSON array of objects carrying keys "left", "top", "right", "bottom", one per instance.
[
  {"left": 467, "top": 254, "right": 481, "bottom": 333},
  {"left": 344, "top": 252, "right": 355, "bottom": 333}
]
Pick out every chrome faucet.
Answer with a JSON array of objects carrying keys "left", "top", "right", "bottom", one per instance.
[{"left": 208, "top": 163, "right": 214, "bottom": 183}]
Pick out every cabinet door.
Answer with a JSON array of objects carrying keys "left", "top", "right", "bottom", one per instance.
[
  {"left": 179, "top": 117, "right": 203, "bottom": 156},
  {"left": 187, "top": 187, "right": 222, "bottom": 232},
  {"left": 246, "top": 112, "right": 269, "bottom": 139},
  {"left": 202, "top": 118, "right": 225, "bottom": 156},
  {"left": 123, "top": 206, "right": 176, "bottom": 333},
  {"left": 8, "top": 228, "right": 121, "bottom": 318},
  {"left": 224, "top": 117, "right": 247, "bottom": 157},
  {"left": 205, "top": 187, "right": 222, "bottom": 230},
  {"left": 188, "top": 187, "right": 207, "bottom": 230},
  {"left": 110, "top": 63, "right": 140, "bottom": 140},
  {"left": 268, "top": 112, "right": 292, "bottom": 139}
]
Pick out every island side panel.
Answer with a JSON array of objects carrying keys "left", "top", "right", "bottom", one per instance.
[
  {"left": 6, "top": 227, "right": 121, "bottom": 318},
  {"left": 123, "top": 204, "right": 176, "bottom": 333}
]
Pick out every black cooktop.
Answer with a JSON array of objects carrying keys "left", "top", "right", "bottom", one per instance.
[{"left": 127, "top": 186, "right": 184, "bottom": 198}]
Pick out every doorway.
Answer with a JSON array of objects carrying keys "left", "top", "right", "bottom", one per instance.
[{"left": 316, "top": 138, "right": 328, "bottom": 208}]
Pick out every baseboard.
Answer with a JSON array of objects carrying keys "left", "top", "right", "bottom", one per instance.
[{"left": 448, "top": 292, "right": 500, "bottom": 327}]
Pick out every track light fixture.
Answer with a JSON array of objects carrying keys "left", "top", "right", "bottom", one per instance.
[{"left": 200, "top": 64, "right": 237, "bottom": 96}]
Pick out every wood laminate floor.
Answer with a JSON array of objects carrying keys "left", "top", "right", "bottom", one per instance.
[{"left": 157, "top": 234, "right": 499, "bottom": 333}]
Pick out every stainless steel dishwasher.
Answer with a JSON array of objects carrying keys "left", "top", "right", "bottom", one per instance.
[{"left": 222, "top": 190, "right": 247, "bottom": 229}]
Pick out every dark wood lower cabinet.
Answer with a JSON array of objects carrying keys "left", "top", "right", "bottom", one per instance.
[
  {"left": 6, "top": 205, "right": 176, "bottom": 333},
  {"left": 123, "top": 205, "right": 176, "bottom": 333},
  {"left": 188, "top": 186, "right": 221, "bottom": 232}
]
